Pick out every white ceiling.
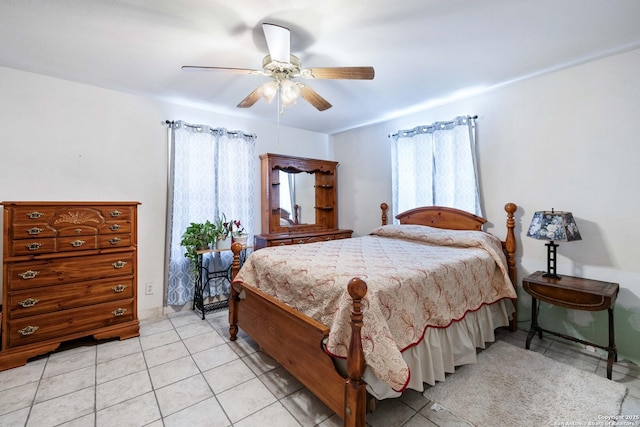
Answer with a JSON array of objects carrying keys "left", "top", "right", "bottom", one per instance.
[{"left": 2, "top": 0, "right": 640, "bottom": 134}]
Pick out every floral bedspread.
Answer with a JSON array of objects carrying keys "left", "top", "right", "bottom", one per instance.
[{"left": 233, "top": 224, "right": 516, "bottom": 391}]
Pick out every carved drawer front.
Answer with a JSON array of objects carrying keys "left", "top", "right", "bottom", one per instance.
[
  {"left": 57, "top": 235, "right": 98, "bottom": 252},
  {"left": 7, "top": 252, "right": 135, "bottom": 291},
  {"left": 50, "top": 207, "right": 104, "bottom": 230},
  {"left": 12, "top": 223, "right": 56, "bottom": 239},
  {"left": 99, "top": 222, "right": 132, "bottom": 235},
  {"left": 11, "top": 207, "right": 59, "bottom": 224},
  {"left": 7, "top": 299, "right": 135, "bottom": 348},
  {"left": 98, "top": 234, "right": 132, "bottom": 248},
  {"left": 10, "top": 238, "right": 56, "bottom": 256},
  {"left": 8, "top": 277, "right": 135, "bottom": 319}
]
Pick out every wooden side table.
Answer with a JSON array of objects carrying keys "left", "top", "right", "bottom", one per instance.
[{"left": 523, "top": 271, "right": 619, "bottom": 379}]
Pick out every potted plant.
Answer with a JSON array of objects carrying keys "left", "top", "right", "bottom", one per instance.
[
  {"left": 231, "top": 219, "right": 248, "bottom": 245},
  {"left": 214, "top": 213, "right": 232, "bottom": 250},
  {"left": 180, "top": 220, "right": 216, "bottom": 270}
]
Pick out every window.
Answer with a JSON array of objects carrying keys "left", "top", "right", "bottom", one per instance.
[
  {"left": 390, "top": 115, "right": 481, "bottom": 220},
  {"left": 164, "top": 121, "right": 256, "bottom": 306}
]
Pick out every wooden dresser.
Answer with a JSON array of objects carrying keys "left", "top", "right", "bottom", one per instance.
[
  {"left": 255, "top": 153, "right": 352, "bottom": 249},
  {"left": 1, "top": 201, "right": 140, "bottom": 371}
]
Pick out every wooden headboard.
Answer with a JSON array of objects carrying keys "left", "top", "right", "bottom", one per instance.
[{"left": 396, "top": 205, "right": 487, "bottom": 230}]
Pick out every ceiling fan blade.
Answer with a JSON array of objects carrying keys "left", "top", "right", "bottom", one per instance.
[
  {"left": 181, "top": 65, "right": 259, "bottom": 75},
  {"left": 237, "top": 87, "right": 263, "bottom": 108},
  {"left": 262, "top": 23, "right": 290, "bottom": 63},
  {"left": 304, "top": 66, "right": 375, "bottom": 80},
  {"left": 299, "top": 85, "right": 332, "bottom": 111}
]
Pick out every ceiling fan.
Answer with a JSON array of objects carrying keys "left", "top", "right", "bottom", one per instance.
[{"left": 182, "top": 23, "right": 375, "bottom": 111}]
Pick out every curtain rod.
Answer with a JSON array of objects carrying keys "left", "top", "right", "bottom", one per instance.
[
  {"left": 388, "top": 115, "right": 477, "bottom": 139},
  {"left": 163, "top": 120, "right": 256, "bottom": 138}
]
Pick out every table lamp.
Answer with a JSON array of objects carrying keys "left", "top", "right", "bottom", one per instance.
[{"left": 526, "top": 209, "right": 581, "bottom": 279}]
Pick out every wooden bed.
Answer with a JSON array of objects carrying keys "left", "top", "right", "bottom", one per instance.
[{"left": 228, "top": 202, "right": 517, "bottom": 427}]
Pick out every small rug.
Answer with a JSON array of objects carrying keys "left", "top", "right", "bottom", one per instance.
[{"left": 423, "top": 341, "right": 627, "bottom": 427}]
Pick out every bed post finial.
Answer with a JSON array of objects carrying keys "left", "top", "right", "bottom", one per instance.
[
  {"left": 345, "top": 277, "right": 367, "bottom": 427},
  {"left": 380, "top": 202, "right": 388, "bottom": 226}
]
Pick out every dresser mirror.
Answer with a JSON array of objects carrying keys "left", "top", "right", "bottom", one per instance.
[
  {"left": 257, "top": 153, "right": 351, "bottom": 249},
  {"left": 278, "top": 170, "right": 315, "bottom": 225}
]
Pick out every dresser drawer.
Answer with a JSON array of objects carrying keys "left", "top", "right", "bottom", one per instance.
[
  {"left": 7, "top": 299, "right": 136, "bottom": 348},
  {"left": 295, "top": 235, "right": 333, "bottom": 244},
  {"left": 7, "top": 252, "right": 135, "bottom": 290},
  {"left": 10, "top": 238, "right": 56, "bottom": 256},
  {"left": 267, "top": 238, "right": 293, "bottom": 246},
  {"left": 333, "top": 232, "right": 352, "bottom": 240},
  {"left": 98, "top": 234, "right": 132, "bottom": 248},
  {"left": 57, "top": 235, "right": 98, "bottom": 252},
  {"left": 7, "top": 276, "right": 135, "bottom": 318},
  {"left": 57, "top": 225, "right": 100, "bottom": 237},
  {"left": 99, "top": 222, "right": 132, "bottom": 235},
  {"left": 10, "top": 206, "right": 59, "bottom": 224},
  {"left": 99, "top": 206, "right": 134, "bottom": 221},
  {"left": 12, "top": 223, "right": 56, "bottom": 239}
]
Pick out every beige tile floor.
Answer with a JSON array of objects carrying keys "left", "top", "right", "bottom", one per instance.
[{"left": 0, "top": 309, "right": 639, "bottom": 427}]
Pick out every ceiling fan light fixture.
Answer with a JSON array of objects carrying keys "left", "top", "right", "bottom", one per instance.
[
  {"left": 259, "top": 81, "right": 278, "bottom": 103},
  {"left": 280, "top": 79, "right": 300, "bottom": 107}
]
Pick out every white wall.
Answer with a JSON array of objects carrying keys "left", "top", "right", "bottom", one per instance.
[
  {"left": 333, "top": 48, "right": 640, "bottom": 364},
  {"left": 0, "top": 65, "right": 330, "bottom": 317}
]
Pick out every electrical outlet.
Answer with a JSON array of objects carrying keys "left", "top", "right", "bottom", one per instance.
[{"left": 145, "top": 282, "right": 154, "bottom": 295}]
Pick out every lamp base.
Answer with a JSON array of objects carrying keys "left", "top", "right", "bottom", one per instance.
[{"left": 545, "top": 241, "right": 561, "bottom": 279}]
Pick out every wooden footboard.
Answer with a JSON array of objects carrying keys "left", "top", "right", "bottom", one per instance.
[
  {"left": 227, "top": 202, "right": 518, "bottom": 426},
  {"left": 229, "top": 241, "right": 367, "bottom": 426}
]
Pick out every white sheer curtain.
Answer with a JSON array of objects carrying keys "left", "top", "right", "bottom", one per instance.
[
  {"left": 390, "top": 115, "right": 482, "bottom": 221},
  {"left": 165, "top": 121, "right": 256, "bottom": 306}
]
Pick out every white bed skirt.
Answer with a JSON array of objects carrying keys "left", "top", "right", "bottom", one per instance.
[{"left": 334, "top": 299, "right": 515, "bottom": 400}]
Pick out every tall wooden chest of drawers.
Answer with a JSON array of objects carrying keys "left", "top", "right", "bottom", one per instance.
[{"left": 1, "top": 201, "right": 140, "bottom": 371}]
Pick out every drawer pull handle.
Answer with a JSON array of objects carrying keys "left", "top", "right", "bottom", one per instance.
[
  {"left": 109, "top": 210, "right": 122, "bottom": 217},
  {"left": 18, "top": 297, "right": 40, "bottom": 308},
  {"left": 75, "top": 228, "right": 83, "bottom": 234},
  {"left": 112, "top": 308, "right": 127, "bottom": 316},
  {"left": 109, "top": 224, "right": 122, "bottom": 231},
  {"left": 297, "top": 240, "right": 304, "bottom": 244},
  {"left": 26, "top": 211, "right": 44, "bottom": 219},
  {"left": 325, "top": 237, "right": 331, "bottom": 241},
  {"left": 70, "top": 240, "right": 85, "bottom": 247},
  {"left": 112, "top": 284, "right": 127, "bottom": 293},
  {"left": 112, "top": 261, "right": 127, "bottom": 269},
  {"left": 18, "top": 326, "right": 39, "bottom": 336},
  {"left": 27, "top": 227, "right": 43, "bottom": 235},
  {"left": 26, "top": 243, "right": 43, "bottom": 251},
  {"left": 18, "top": 270, "right": 39, "bottom": 280},
  {"left": 109, "top": 237, "right": 122, "bottom": 245}
]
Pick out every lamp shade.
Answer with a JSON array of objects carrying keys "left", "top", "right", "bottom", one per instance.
[{"left": 526, "top": 210, "right": 581, "bottom": 242}]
